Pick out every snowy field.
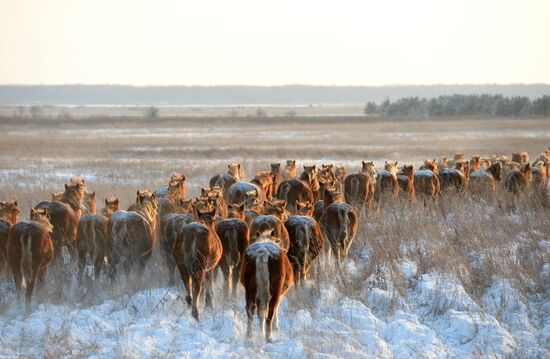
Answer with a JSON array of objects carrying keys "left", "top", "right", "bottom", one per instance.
[{"left": 0, "top": 116, "right": 549, "bottom": 357}]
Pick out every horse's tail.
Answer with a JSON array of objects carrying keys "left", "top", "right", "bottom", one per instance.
[
  {"left": 255, "top": 250, "right": 272, "bottom": 337},
  {"left": 278, "top": 182, "right": 291, "bottom": 205},
  {"left": 337, "top": 206, "right": 349, "bottom": 258},
  {"left": 351, "top": 177, "right": 360, "bottom": 202},
  {"left": 20, "top": 232, "right": 33, "bottom": 281}
]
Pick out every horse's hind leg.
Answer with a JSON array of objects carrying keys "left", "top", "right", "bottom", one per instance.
[
  {"left": 245, "top": 288, "right": 256, "bottom": 338},
  {"left": 204, "top": 270, "right": 214, "bottom": 309},
  {"left": 191, "top": 268, "right": 205, "bottom": 321}
]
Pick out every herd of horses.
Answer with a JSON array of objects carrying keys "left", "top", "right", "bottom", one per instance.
[{"left": 0, "top": 148, "right": 549, "bottom": 342}]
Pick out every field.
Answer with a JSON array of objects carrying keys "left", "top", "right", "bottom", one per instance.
[{"left": 0, "top": 113, "right": 549, "bottom": 357}]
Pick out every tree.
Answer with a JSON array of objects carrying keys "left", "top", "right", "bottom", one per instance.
[{"left": 145, "top": 106, "right": 159, "bottom": 119}]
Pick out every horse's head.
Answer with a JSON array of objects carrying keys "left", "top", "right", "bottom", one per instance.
[
  {"left": 102, "top": 197, "right": 119, "bottom": 217},
  {"left": 0, "top": 200, "right": 19, "bottom": 225},
  {"left": 295, "top": 201, "right": 314, "bottom": 217}
]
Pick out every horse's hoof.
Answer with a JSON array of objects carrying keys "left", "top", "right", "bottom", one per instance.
[{"left": 191, "top": 309, "right": 200, "bottom": 321}]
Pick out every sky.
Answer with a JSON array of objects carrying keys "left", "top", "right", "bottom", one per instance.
[{"left": 0, "top": 0, "right": 549, "bottom": 86}]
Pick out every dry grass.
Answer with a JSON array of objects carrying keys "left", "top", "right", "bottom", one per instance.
[{"left": 1, "top": 114, "right": 549, "bottom": 314}]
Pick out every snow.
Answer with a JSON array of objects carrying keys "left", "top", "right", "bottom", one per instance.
[
  {"left": 246, "top": 241, "right": 281, "bottom": 258},
  {"left": 0, "top": 265, "right": 546, "bottom": 358}
]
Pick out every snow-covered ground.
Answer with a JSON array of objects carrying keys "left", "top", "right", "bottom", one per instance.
[{"left": 0, "top": 262, "right": 547, "bottom": 358}]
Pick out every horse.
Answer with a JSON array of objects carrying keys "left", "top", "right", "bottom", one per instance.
[
  {"left": 285, "top": 215, "right": 323, "bottom": 285},
  {"left": 0, "top": 200, "right": 19, "bottom": 275},
  {"left": 319, "top": 185, "right": 358, "bottom": 268},
  {"left": 240, "top": 236, "right": 294, "bottom": 342},
  {"left": 172, "top": 205, "right": 222, "bottom": 321},
  {"left": 107, "top": 190, "right": 158, "bottom": 279},
  {"left": 250, "top": 215, "right": 290, "bottom": 252},
  {"left": 7, "top": 208, "right": 54, "bottom": 309},
  {"left": 414, "top": 159, "right": 441, "bottom": 206},
  {"left": 76, "top": 197, "right": 119, "bottom": 285},
  {"left": 215, "top": 202, "right": 250, "bottom": 296},
  {"left": 277, "top": 165, "right": 317, "bottom": 215},
  {"left": 209, "top": 163, "right": 244, "bottom": 201},
  {"left": 344, "top": 160, "right": 376, "bottom": 211}
]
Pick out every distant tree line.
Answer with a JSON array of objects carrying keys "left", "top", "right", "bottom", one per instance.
[{"left": 364, "top": 94, "right": 550, "bottom": 117}]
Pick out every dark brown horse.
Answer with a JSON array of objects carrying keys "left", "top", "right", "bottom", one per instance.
[
  {"left": 319, "top": 186, "right": 358, "bottom": 267},
  {"left": 172, "top": 206, "right": 222, "bottom": 321},
  {"left": 270, "top": 163, "right": 283, "bottom": 197},
  {"left": 210, "top": 163, "right": 244, "bottom": 201},
  {"left": 240, "top": 238, "right": 294, "bottom": 342},
  {"left": 285, "top": 215, "right": 323, "bottom": 285},
  {"left": 215, "top": 202, "right": 250, "bottom": 296},
  {"left": 107, "top": 190, "right": 158, "bottom": 278},
  {"left": 505, "top": 163, "right": 532, "bottom": 194},
  {"left": 7, "top": 208, "right": 54, "bottom": 309}
]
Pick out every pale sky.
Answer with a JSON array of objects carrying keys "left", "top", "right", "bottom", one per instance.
[{"left": 0, "top": 0, "right": 549, "bottom": 86}]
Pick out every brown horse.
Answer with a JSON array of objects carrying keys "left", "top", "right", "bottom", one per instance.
[
  {"left": 7, "top": 208, "right": 54, "bottom": 309},
  {"left": 199, "top": 187, "right": 228, "bottom": 218},
  {"left": 262, "top": 199, "right": 289, "bottom": 222},
  {"left": 76, "top": 197, "right": 119, "bottom": 285},
  {"left": 344, "top": 161, "right": 376, "bottom": 210},
  {"left": 252, "top": 172, "right": 274, "bottom": 201},
  {"left": 172, "top": 206, "right": 222, "bottom": 321},
  {"left": 439, "top": 161, "right": 470, "bottom": 196},
  {"left": 215, "top": 202, "right": 250, "bottom": 296},
  {"left": 375, "top": 161, "right": 399, "bottom": 202},
  {"left": 334, "top": 165, "right": 346, "bottom": 192},
  {"left": 285, "top": 215, "right": 323, "bottom": 285},
  {"left": 240, "top": 238, "right": 294, "bottom": 342},
  {"left": 397, "top": 164, "right": 415, "bottom": 200},
  {"left": 227, "top": 182, "right": 265, "bottom": 213},
  {"left": 210, "top": 163, "right": 244, "bottom": 201},
  {"left": 250, "top": 215, "right": 290, "bottom": 251},
  {"left": 277, "top": 165, "right": 317, "bottom": 214},
  {"left": 414, "top": 159, "right": 441, "bottom": 206},
  {"left": 159, "top": 212, "right": 193, "bottom": 284},
  {"left": 0, "top": 200, "right": 19, "bottom": 274},
  {"left": 505, "top": 163, "right": 532, "bottom": 194},
  {"left": 531, "top": 159, "right": 549, "bottom": 195},
  {"left": 295, "top": 201, "right": 314, "bottom": 217},
  {"left": 282, "top": 159, "right": 297, "bottom": 180},
  {"left": 319, "top": 186, "right": 358, "bottom": 267},
  {"left": 155, "top": 172, "right": 187, "bottom": 200},
  {"left": 108, "top": 190, "right": 158, "bottom": 278},
  {"left": 469, "top": 162, "right": 503, "bottom": 195},
  {"left": 35, "top": 185, "right": 79, "bottom": 261},
  {"left": 82, "top": 191, "right": 97, "bottom": 215},
  {"left": 270, "top": 163, "right": 283, "bottom": 197}
]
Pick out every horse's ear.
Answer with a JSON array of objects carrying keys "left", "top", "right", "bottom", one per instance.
[
  {"left": 394, "top": 161, "right": 398, "bottom": 166},
  {"left": 105, "top": 198, "right": 109, "bottom": 206},
  {"left": 42, "top": 208, "right": 49, "bottom": 218},
  {"left": 280, "top": 200, "right": 286, "bottom": 208},
  {"left": 238, "top": 203, "right": 245, "bottom": 212},
  {"left": 227, "top": 164, "right": 231, "bottom": 169},
  {"left": 114, "top": 198, "right": 119, "bottom": 205},
  {"left": 90, "top": 191, "right": 96, "bottom": 199},
  {"left": 209, "top": 207, "right": 216, "bottom": 217},
  {"left": 270, "top": 229, "right": 275, "bottom": 237},
  {"left": 13, "top": 200, "right": 18, "bottom": 206},
  {"left": 65, "top": 184, "right": 69, "bottom": 190}
]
